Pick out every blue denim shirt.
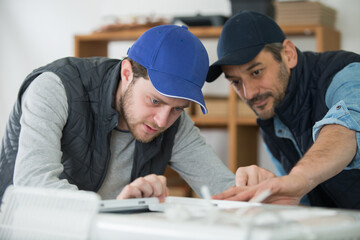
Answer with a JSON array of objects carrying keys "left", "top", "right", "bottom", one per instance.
[{"left": 266, "top": 62, "right": 360, "bottom": 204}]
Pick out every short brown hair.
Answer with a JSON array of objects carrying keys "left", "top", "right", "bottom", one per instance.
[
  {"left": 123, "top": 57, "right": 149, "bottom": 79},
  {"left": 263, "top": 43, "right": 283, "bottom": 63}
]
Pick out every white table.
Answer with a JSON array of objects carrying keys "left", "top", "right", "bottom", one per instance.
[
  {"left": 2, "top": 187, "right": 360, "bottom": 240},
  {"left": 91, "top": 201, "right": 360, "bottom": 240}
]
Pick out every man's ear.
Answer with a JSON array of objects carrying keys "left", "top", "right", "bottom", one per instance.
[
  {"left": 282, "top": 39, "right": 298, "bottom": 69},
  {"left": 120, "top": 59, "right": 134, "bottom": 88}
]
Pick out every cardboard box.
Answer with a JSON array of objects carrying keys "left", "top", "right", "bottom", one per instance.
[{"left": 275, "top": 1, "right": 336, "bottom": 28}]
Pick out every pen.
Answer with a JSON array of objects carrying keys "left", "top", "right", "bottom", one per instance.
[{"left": 249, "top": 189, "right": 272, "bottom": 203}]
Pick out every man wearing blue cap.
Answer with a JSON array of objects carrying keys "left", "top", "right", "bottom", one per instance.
[
  {"left": 0, "top": 25, "right": 235, "bottom": 202},
  {"left": 210, "top": 11, "right": 360, "bottom": 209}
]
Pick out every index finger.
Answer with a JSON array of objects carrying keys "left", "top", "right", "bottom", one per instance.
[
  {"left": 144, "top": 174, "right": 168, "bottom": 199},
  {"left": 212, "top": 186, "right": 240, "bottom": 200},
  {"left": 235, "top": 168, "right": 249, "bottom": 187}
]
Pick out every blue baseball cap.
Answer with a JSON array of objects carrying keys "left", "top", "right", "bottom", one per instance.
[
  {"left": 127, "top": 25, "right": 209, "bottom": 114},
  {"left": 206, "top": 10, "right": 286, "bottom": 82}
]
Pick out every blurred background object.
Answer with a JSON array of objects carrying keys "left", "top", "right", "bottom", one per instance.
[
  {"left": 275, "top": 1, "right": 336, "bottom": 27},
  {"left": 230, "top": 0, "right": 275, "bottom": 18}
]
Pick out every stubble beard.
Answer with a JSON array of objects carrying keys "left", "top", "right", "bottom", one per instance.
[
  {"left": 118, "top": 83, "right": 161, "bottom": 143},
  {"left": 247, "top": 62, "right": 289, "bottom": 120}
]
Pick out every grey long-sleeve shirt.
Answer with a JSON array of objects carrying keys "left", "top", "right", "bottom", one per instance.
[{"left": 14, "top": 72, "right": 235, "bottom": 199}]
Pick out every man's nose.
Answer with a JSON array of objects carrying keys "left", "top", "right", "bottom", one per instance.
[
  {"left": 241, "top": 80, "right": 259, "bottom": 100},
  {"left": 154, "top": 106, "right": 171, "bottom": 128}
]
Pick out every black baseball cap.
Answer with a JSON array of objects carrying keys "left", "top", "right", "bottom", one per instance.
[{"left": 206, "top": 10, "right": 286, "bottom": 82}]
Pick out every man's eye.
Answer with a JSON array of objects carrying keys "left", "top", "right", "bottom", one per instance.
[
  {"left": 174, "top": 107, "right": 184, "bottom": 112},
  {"left": 230, "top": 80, "right": 240, "bottom": 86},
  {"left": 151, "top": 99, "right": 159, "bottom": 104},
  {"left": 252, "top": 69, "right": 262, "bottom": 76}
]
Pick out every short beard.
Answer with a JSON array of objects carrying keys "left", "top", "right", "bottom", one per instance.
[
  {"left": 274, "top": 61, "right": 289, "bottom": 108},
  {"left": 118, "top": 80, "right": 159, "bottom": 143},
  {"left": 247, "top": 61, "right": 289, "bottom": 120}
]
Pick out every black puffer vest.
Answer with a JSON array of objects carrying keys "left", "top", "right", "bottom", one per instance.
[
  {"left": 0, "top": 57, "right": 179, "bottom": 201},
  {"left": 258, "top": 49, "right": 360, "bottom": 209}
]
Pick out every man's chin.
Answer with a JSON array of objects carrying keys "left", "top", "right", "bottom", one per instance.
[
  {"left": 129, "top": 124, "right": 165, "bottom": 143},
  {"left": 256, "top": 110, "right": 275, "bottom": 120},
  {"left": 134, "top": 137, "right": 153, "bottom": 143},
  {"left": 250, "top": 104, "right": 275, "bottom": 120},
  {"left": 133, "top": 132, "right": 160, "bottom": 143}
]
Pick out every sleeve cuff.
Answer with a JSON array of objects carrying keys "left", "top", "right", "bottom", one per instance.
[
  {"left": 313, "top": 100, "right": 360, "bottom": 170},
  {"left": 313, "top": 100, "right": 360, "bottom": 141}
]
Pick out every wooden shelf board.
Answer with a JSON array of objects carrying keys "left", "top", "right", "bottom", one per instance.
[
  {"left": 191, "top": 116, "right": 228, "bottom": 127},
  {"left": 191, "top": 116, "right": 257, "bottom": 127},
  {"left": 280, "top": 24, "right": 339, "bottom": 37},
  {"left": 237, "top": 117, "right": 257, "bottom": 126},
  {"left": 75, "top": 25, "right": 336, "bottom": 41},
  {"left": 75, "top": 26, "right": 223, "bottom": 42},
  {"left": 281, "top": 25, "right": 319, "bottom": 36}
]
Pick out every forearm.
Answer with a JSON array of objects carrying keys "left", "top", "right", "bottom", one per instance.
[
  {"left": 289, "top": 124, "right": 357, "bottom": 195},
  {"left": 170, "top": 112, "right": 235, "bottom": 196}
]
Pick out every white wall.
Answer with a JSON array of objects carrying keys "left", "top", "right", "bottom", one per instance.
[
  {"left": 1, "top": 0, "right": 360, "bottom": 172},
  {"left": 0, "top": 0, "right": 230, "bottom": 137}
]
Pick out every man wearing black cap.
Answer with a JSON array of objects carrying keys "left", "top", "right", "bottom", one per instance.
[
  {"left": 0, "top": 25, "right": 235, "bottom": 203},
  {"left": 210, "top": 10, "right": 360, "bottom": 209}
]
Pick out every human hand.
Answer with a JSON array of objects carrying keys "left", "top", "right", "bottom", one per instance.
[
  {"left": 116, "top": 174, "right": 169, "bottom": 202},
  {"left": 235, "top": 165, "right": 276, "bottom": 187},
  {"left": 213, "top": 175, "right": 307, "bottom": 206}
]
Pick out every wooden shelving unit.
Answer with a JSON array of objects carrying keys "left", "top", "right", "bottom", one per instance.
[{"left": 74, "top": 25, "right": 340, "bottom": 189}]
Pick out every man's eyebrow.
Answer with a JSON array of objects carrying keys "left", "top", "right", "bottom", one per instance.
[
  {"left": 224, "top": 74, "right": 238, "bottom": 79},
  {"left": 223, "top": 62, "right": 263, "bottom": 79},
  {"left": 169, "top": 100, "right": 190, "bottom": 109},
  {"left": 154, "top": 94, "right": 190, "bottom": 108},
  {"left": 246, "top": 62, "right": 263, "bottom": 71},
  {"left": 182, "top": 102, "right": 191, "bottom": 108}
]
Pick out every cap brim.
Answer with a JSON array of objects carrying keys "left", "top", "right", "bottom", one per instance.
[
  {"left": 148, "top": 69, "right": 208, "bottom": 114},
  {"left": 206, "top": 65, "right": 223, "bottom": 83},
  {"left": 206, "top": 44, "right": 265, "bottom": 82}
]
